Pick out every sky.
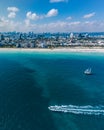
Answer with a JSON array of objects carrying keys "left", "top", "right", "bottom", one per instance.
[{"left": 0, "top": 0, "right": 104, "bottom": 32}]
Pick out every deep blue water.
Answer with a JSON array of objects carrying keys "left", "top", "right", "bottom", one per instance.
[{"left": 0, "top": 51, "right": 104, "bottom": 130}]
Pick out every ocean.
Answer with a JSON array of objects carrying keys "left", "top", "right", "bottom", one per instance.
[{"left": 0, "top": 50, "right": 104, "bottom": 130}]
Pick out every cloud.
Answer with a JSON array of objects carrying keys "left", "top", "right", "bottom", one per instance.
[
  {"left": 0, "top": 17, "right": 9, "bottom": 25},
  {"left": 26, "top": 11, "right": 39, "bottom": 20},
  {"left": 46, "top": 9, "right": 58, "bottom": 17},
  {"left": 26, "top": 9, "right": 58, "bottom": 21},
  {"left": 66, "top": 16, "right": 72, "bottom": 20},
  {"left": 83, "top": 12, "right": 95, "bottom": 19},
  {"left": 7, "top": 7, "right": 19, "bottom": 12},
  {"left": 1, "top": 16, "right": 104, "bottom": 32},
  {"left": 69, "top": 21, "right": 80, "bottom": 25},
  {"left": 21, "top": 21, "right": 104, "bottom": 32},
  {"left": 8, "top": 12, "right": 16, "bottom": 18},
  {"left": 7, "top": 7, "right": 19, "bottom": 19},
  {"left": 50, "top": 0, "right": 68, "bottom": 3},
  {"left": 24, "top": 19, "right": 30, "bottom": 26},
  {"left": 0, "top": 17, "right": 22, "bottom": 31}
]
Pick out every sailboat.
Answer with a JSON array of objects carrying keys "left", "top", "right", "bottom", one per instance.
[{"left": 84, "top": 68, "right": 92, "bottom": 75}]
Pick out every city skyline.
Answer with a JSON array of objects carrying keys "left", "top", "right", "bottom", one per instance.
[{"left": 0, "top": 0, "right": 104, "bottom": 32}]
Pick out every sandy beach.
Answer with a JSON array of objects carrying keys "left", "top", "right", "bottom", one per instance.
[{"left": 0, "top": 47, "right": 104, "bottom": 52}]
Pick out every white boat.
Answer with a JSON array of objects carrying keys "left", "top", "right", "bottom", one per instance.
[{"left": 84, "top": 68, "right": 92, "bottom": 75}]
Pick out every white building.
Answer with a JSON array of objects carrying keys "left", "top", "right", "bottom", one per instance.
[{"left": 70, "top": 33, "right": 74, "bottom": 39}]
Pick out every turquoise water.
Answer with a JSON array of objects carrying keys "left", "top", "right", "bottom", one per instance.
[{"left": 0, "top": 51, "right": 104, "bottom": 130}]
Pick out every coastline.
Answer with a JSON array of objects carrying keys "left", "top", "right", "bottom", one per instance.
[{"left": 0, "top": 47, "right": 104, "bottom": 52}]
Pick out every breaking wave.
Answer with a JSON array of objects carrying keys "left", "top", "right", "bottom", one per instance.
[{"left": 48, "top": 105, "right": 104, "bottom": 115}]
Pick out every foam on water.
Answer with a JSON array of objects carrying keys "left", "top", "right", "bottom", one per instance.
[{"left": 48, "top": 105, "right": 104, "bottom": 115}]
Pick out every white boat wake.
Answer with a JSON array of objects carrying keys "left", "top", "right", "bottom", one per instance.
[{"left": 48, "top": 105, "right": 104, "bottom": 115}]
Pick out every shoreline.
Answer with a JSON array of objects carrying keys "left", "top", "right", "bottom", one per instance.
[{"left": 0, "top": 47, "right": 104, "bottom": 52}]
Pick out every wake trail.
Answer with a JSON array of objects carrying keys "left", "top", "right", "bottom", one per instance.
[{"left": 48, "top": 105, "right": 104, "bottom": 115}]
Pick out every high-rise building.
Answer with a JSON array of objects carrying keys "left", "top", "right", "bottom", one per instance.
[
  {"left": 0, "top": 34, "right": 4, "bottom": 41},
  {"left": 70, "top": 33, "right": 74, "bottom": 39}
]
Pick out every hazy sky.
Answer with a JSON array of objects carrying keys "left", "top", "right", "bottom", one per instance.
[{"left": 0, "top": 0, "right": 104, "bottom": 32}]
